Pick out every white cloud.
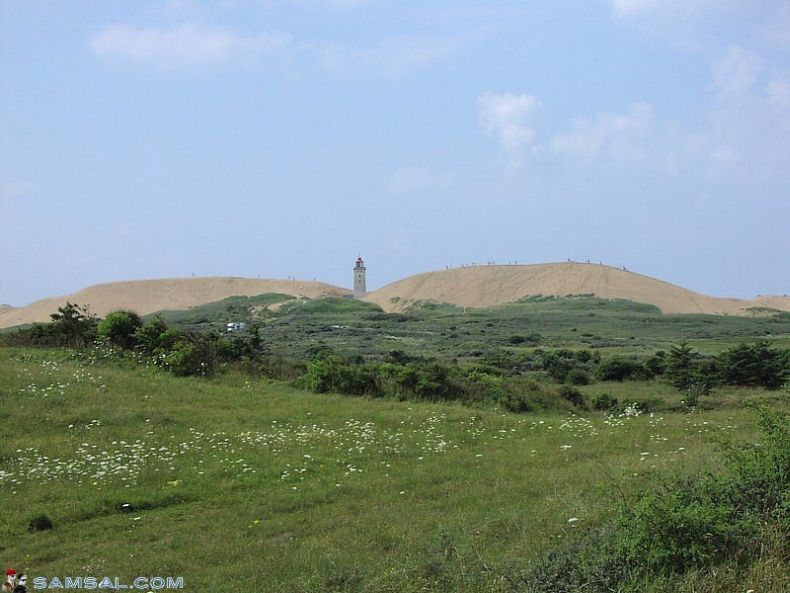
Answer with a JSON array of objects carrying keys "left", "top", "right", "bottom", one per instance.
[
  {"left": 388, "top": 167, "right": 450, "bottom": 195},
  {"left": 314, "top": 35, "right": 461, "bottom": 76},
  {"left": 89, "top": 23, "right": 290, "bottom": 67},
  {"left": 609, "top": 0, "right": 716, "bottom": 19},
  {"left": 550, "top": 103, "right": 654, "bottom": 164},
  {"left": 712, "top": 45, "right": 764, "bottom": 95},
  {"left": 478, "top": 92, "right": 541, "bottom": 161},
  {"left": 707, "top": 47, "right": 790, "bottom": 176}
]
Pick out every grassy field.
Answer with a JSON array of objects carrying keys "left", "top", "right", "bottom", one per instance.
[{"left": 1, "top": 346, "right": 786, "bottom": 592}]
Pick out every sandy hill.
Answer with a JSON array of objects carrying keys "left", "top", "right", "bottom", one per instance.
[
  {"left": 0, "top": 277, "right": 350, "bottom": 329},
  {"left": 363, "top": 263, "right": 790, "bottom": 316}
]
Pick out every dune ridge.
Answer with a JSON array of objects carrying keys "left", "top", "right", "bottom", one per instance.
[
  {"left": 362, "top": 263, "right": 790, "bottom": 315},
  {"left": 0, "top": 277, "right": 350, "bottom": 328},
  {"left": 2, "top": 264, "right": 788, "bottom": 329}
]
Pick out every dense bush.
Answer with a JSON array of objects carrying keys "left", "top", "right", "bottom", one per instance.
[
  {"left": 565, "top": 368, "right": 591, "bottom": 385},
  {"left": 595, "top": 357, "right": 651, "bottom": 381},
  {"left": 558, "top": 385, "right": 590, "bottom": 409},
  {"left": 162, "top": 338, "right": 215, "bottom": 377},
  {"left": 134, "top": 317, "right": 181, "bottom": 357},
  {"left": 2, "top": 302, "right": 98, "bottom": 348},
  {"left": 98, "top": 310, "right": 142, "bottom": 349},
  {"left": 592, "top": 392, "right": 619, "bottom": 411},
  {"left": 718, "top": 341, "right": 788, "bottom": 389},
  {"left": 539, "top": 349, "right": 596, "bottom": 383}
]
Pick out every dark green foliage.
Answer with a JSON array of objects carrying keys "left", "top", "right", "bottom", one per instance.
[
  {"left": 163, "top": 339, "right": 215, "bottom": 377},
  {"left": 663, "top": 340, "right": 789, "bottom": 394},
  {"left": 98, "top": 310, "right": 142, "bottom": 349},
  {"left": 0, "top": 303, "right": 98, "bottom": 348},
  {"left": 595, "top": 357, "right": 651, "bottom": 381},
  {"left": 28, "top": 514, "right": 54, "bottom": 531},
  {"left": 301, "top": 353, "right": 377, "bottom": 395},
  {"left": 718, "top": 341, "right": 788, "bottom": 389},
  {"left": 49, "top": 302, "right": 98, "bottom": 345},
  {"left": 540, "top": 349, "right": 594, "bottom": 383},
  {"left": 565, "top": 368, "right": 591, "bottom": 385},
  {"left": 558, "top": 385, "right": 589, "bottom": 409},
  {"left": 645, "top": 350, "right": 667, "bottom": 376},
  {"left": 665, "top": 341, "right": 699, "bottom": 390},
  {"left": 592, "top": 392, "right": 619, "bottom": 411}
]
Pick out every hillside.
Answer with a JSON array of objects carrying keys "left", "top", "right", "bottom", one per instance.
[
  {"left": 0, "top": 277, "right": 350, "bottom": 329},
  {"left": 363, "top": 263, "right": 790, "bottom": 315}
]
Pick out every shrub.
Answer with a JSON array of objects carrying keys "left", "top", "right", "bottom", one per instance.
[
  {"left": 301, "top": 354, "right": 376, "bottom": 395},
  {"left": 98, "top": 310, "right": 142, "bottom": 349},
  {"left": 134, "top": 317, "right": 180, "bottom": 356},
  {"left": 566, "top": 368, "right": 591, "bottom": 385},
  {"left": 557, "top": 385, "right": 589, "bottom": 409},
  {"left": 717, "top": 341, "right": 788, "bottom": 389},
  {"left": 49, "top": 302, "right": 98, "bottom": 347},
  {"left": 28, "top": 514, "right": 54, "bottom": 531},
  {"left": 595, "top": 357, "right": 650, "bottom": 381},
  {"left": 162, "top": 338, "right": 216, "bottom": 377},
  {"left": 592, "top": 392, "right": 619, "bottom": 411}
]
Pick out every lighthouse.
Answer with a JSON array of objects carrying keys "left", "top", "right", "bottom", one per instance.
[{"left": 353, "top": 257, "right": 367, "bottom": 298}]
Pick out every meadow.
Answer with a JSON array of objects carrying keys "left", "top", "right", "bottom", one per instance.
[
  {"left": 152, "top": 294, "right": 790, "bottom": 360},
  {"left": 1, "top": 295, "right": 788, "bottom": 591},
  {"left": 0, "top": 344, "right": 786, "bottom": 592}
]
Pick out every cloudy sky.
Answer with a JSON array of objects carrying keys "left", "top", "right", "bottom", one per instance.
[{"left": 1, "top": 0, "right": 789, "bottom": 306}]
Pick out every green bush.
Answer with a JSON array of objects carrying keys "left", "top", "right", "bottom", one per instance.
[
  {"left": 98, "top": 310, "right": 142, "bottom": 349},
  {"left": 717, "top": 341, "right": 788, "bottom": 389},
  {"left": 595, "top": 357, "right": 651, "bottom": 381},
  {"left": 557, "top": 385, "right": 589, "bottom": 409},
  {"left": 592, "top": 392, "right": 619, "bottom": 411},
  {"left": 134, "top": 318, "right": 181, "bottom": 357},
  {"left": 566, "top": 368, "right": 591, "bottom": 385},
  {"left": 162, "top": 338, "right": 216, "bottom": 377},
  {"left": 28, "top": 513, "right": 54, "bottom": 531}
]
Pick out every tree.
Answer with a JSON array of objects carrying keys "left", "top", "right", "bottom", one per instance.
[
  {"left": 665, "top": 342, "right": 699, "bottom": 391},
  {"left": 718, "top": 341, "right": 788, "bottom": 389},
  {"left": 49, "top": 302, "right": 97, "bottom": 347}
]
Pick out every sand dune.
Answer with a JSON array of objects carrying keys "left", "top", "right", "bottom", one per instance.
[
  {"left": 0, "top": 277, "right": 350, "bottom": 329},
  {"left": 2, "top": 264, "right": 787, "bottom": 329},
  {"left": 363, "top": 263, "right": 790, "bottom": 315}
]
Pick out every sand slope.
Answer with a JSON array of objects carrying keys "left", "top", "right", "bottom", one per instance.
[
  {"left": 363, "top": 263, "right": 790, "bottom": 315},
  {"left": 0, "top": 277, "right": 350, "bottom": 329}
]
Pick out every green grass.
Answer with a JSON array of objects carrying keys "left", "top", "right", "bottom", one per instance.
[
  {"left": 150, "top": 292, "right": 296, "bottom": 330},
  {"left": 143, "top": 293, "right": 790, "bottom": 362},
  {"left": 1, "top": 347, "right": 786, "bottom": 592}
]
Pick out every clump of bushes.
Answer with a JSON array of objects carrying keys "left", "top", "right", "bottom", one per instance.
[
  {"left": 2, "top": 302, "right": 98, "bottom": 348},
  {"left": 665, "top": 340, "right": 788, "bottom": 393},
  {"left": 595, "top": 356, "right": 654, "bottom": 381}
]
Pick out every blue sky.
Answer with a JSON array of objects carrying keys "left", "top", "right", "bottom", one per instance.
[{"left": 1, "top": 0, "right": 789, "bottom": 306}]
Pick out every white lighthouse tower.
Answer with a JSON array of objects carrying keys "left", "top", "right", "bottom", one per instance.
[{"left": 353, "top": 257, "right": 367, "bottom": 298}]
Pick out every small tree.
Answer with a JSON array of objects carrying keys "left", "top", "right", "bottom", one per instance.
[
  {"left": 49, "top": 302, "right": 97, "bottom": 347},
  {"left": 666, "top": 342, "right": 698, "bottom": 391}
]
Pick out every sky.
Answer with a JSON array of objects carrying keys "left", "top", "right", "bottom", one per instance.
[{"left": 1, "top": 0, "right": 789, "bottom": 306}]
